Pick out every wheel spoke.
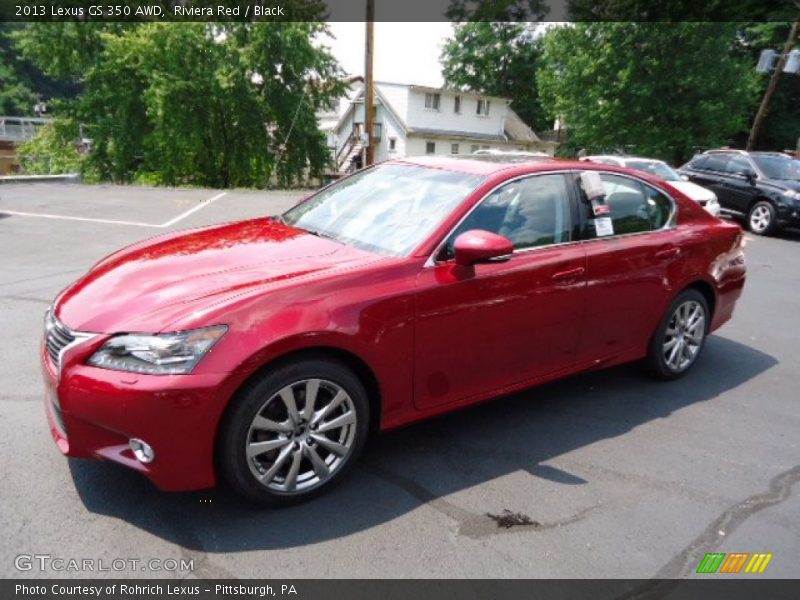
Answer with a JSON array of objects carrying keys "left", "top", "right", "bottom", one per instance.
[
  {"left": 317, "top": 410, "right": 356, "bottom": 433},
  {"left": 251, "top": 415, "right": 293, "bottom": 433},
  {"left": 305, "top": 444, "right": 331, "bottom": 478},
  {"left": 310, "top": 433, "right": 348, "bottom": 456},
  {"left": 278, "top": 385, "right": 300, "bottom": 425},
  {"left": 302, "top": 379, "right": 320, "bottom": 420},
  {"left": 663, "top": 337, "right": 679, "bottom": 351},
  {"left": 283, "top": 448, "right": 303, "bottom": 492},
  {"left": 247, "top": 437, "right": 290, "bottom": 458},
  {"left": 667, "top": 338, "right": 683, "bottom": 368},
  {"left": 257, "top": 444, "right": 294, "bottom": 484},
  {"left": 311, "top": 390, "right": 348, "bottom": 426}
]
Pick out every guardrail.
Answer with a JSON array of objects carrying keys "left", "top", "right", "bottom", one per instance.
[{"left": 0, "top": 116, "right": 50, "bottom": 143}]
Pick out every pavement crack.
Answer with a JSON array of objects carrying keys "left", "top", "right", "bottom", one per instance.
[
  {"left": 617, "top": 464, "right": 800, "bottom": 599},
  {"left": 361, "top": 462, "right": 596, "bottom": 539}
]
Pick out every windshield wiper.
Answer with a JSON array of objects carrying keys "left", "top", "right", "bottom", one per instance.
[{"left": 302, "top": 227, "right": 340, "bottom": 242}]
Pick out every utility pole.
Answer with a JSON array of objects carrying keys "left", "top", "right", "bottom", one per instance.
[
  {"left": 746, "top": 19, "right": 799, "bottom": 151},
  {"left": 364, "top": 0, "right": 375, "bottom": 166}
]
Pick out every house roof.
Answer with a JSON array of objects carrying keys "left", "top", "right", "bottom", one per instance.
[
  {"left": 331, "top": 84, "right": 407, "bottom": 136},
  {"left": 504, "top": 109, "right": 542, "bottom": 144}
]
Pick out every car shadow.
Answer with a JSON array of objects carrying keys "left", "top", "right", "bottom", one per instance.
[{"left": 68, "top": 334, "right": 777, "bottom": 552}]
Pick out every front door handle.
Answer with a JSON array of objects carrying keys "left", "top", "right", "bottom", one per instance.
[
  {"left": 655, "top": 247, "right": 681, "bottom": 260},
  {"left": 552, "top": 266, "right": 585, "bottom": 281}
]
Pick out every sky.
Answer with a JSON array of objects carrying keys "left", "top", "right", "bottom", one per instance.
[{"left": 322, "top": 22, "right": 454, "bottom": 87}]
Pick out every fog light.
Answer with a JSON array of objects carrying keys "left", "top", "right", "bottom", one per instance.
[{"left": 129, "top": 438, "right": 155, "bottom": 464}]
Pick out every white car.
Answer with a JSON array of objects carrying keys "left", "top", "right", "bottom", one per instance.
[{"left": 580, "top": 155, "right": 721, "bottom": 217}]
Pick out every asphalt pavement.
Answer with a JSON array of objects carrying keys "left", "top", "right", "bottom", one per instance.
[{"left": 0, "top": 182, "right": 797, "bottom": 579}]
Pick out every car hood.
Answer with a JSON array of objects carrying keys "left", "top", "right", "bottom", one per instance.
[
  {"left": 55, "top": 218, "right": 381, "bottom": 333},
  {"left": 668, "top": 180, "right": 716, "bottom": 202}
]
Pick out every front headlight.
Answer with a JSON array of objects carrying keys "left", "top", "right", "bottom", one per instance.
[
  {"left": 87, "top": 325, "right": 227, "bottom": 375},
  {"left": 782, "top": 189, "right": 800, "bottom": 199}
]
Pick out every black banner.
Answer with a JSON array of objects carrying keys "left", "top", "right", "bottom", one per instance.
[
  {"left": 0, "top": 0, "right": 798, "bottom": 23},
  {"left": 5, "top": 580, "right": 800, "bottom": 600}
]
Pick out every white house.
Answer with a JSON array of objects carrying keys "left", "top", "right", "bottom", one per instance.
[{"left": 321, "top": 81, "right": 556, "bottom": 175}]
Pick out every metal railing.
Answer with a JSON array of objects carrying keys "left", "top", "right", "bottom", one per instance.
[{"left": 0, "top": 116, "right": 50, "bottom": 143}]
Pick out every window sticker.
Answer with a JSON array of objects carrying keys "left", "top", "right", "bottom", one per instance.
[{"left": 594, "top": 216, "right": 614, "bottom": 237}]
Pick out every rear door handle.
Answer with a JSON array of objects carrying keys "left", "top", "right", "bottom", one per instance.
[
  {"left": 552, "top": 266, "right": 585, "bottom": 281},
  {"left": 655, "top": 247, "right": 680, "bottom": 260}
]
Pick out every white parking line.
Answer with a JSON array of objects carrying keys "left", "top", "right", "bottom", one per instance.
[
  {"left": 0, "top": 210, "right": 160, "bottom": 228},
  {"left": 160, "top": 192, "right": 227, "bottom": 227},
  {"left": 0, "top": 191, "right": 228, "bottom": 229}
]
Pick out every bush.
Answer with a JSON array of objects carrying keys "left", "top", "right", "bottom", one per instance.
[{"left": 17, "top": 119, "right": 83, "bottom": 175}]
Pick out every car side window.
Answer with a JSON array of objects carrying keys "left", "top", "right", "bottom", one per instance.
[
  {"left": 725, "top": 155, "right": 750, "bottom": 175},
  {"left": 582, "top": 174, "right": 672, "bottom": 237},
  {"left": 704, "top": 154, "right": 730, "bottom": 173},
  {"left": 439, "top": 174, "right": 572, "bottom": 260},
  {"left": 689, "top": 155, "right": 709, "bottom": 170}
]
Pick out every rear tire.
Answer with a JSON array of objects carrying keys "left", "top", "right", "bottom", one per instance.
[
  {"left": 645, "top": 289, "right": 709, "bottom": 380},
  {"left": 218, "top": 358, "right": 369, "bottom": 507},
  {"left": 747, "top": 200, "right": 776, "bottom": 236}
]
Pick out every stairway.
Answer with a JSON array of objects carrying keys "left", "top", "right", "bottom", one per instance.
[{"left": 338, "top": 142, "right": 363, "bottom": 174}]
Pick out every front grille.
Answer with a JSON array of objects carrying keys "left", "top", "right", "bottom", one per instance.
[{"left": 45, "top": 311, "right": 77, "bottom": 371}]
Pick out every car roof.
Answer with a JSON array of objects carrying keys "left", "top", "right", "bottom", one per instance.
[
  {"left": 391, "top": 155, "right": 560, "bottom": 176},
  {"left": 584, "top": 155, "right": 669, "bottom": 164},
  {"left": 390, "top": 155, "right": 665, "bottom": 185}
]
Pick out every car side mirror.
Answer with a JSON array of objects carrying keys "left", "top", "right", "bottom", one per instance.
[
  {"left": 680, "top": 174, "right": 689, "bottom": 181},
  {"left": 453, "top": 230, "right": 513, "bottom": 266},
  {"left": 738, "top": 168, "right": 757, "bottom": 184}
]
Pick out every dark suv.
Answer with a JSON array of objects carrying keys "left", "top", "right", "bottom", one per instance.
[{"left": 678, "top": 150, "right": 800, "bottom": 235}]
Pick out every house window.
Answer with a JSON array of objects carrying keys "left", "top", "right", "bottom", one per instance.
[
  {"left": 424, "top": 93, "right": 441, "bottom": 110},
  {"left": 454, "top": 96, "right": 461, "bottom": 114},
  {"left": 389, "top": 137, "right": 397, "bottom": 151},
  {"left": 476, "top": 99, "right": 491, "bottom": 116},
  {"left": 425, "top": 141, "right": 436, "bottom": 154},
  {"left": 470, "top": 144, "right": 479, "bottom": 154},
  {"left": 451, "top": 143, "right": 459, "bottom": 155}
]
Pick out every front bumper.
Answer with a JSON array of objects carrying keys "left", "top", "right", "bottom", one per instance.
[
  {"left": 41, "top": 342, "right": 235, "bottom": 491},
  {"left": 776, "top": 203, "right": 800, "bottom": 227}
]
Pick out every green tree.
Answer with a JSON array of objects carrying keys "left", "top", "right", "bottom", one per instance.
[
  {"left": 14, "top": 19, "right": 344, "bottom": 187},
  {"left": 537, "top": 23, "right": 759, "bottom": 163},
  {"left": 737, "top": 22, "right": 800, "bottom": 151},
  {"left": 441, "top": 22, "right": 548, "bottom": 131},
  {"left": 1, "top": 25, "right": 37, "bottom": 115}
]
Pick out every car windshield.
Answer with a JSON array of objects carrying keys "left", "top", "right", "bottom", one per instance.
[
  {"left": 625, "top": 160, "right": 680, "bottom": 181},
  {"left": 281, "top": 164, "right": 484, "bottom": 256},
  {"left": 751, "top": 155, "right": 796, "bottom": 180}
]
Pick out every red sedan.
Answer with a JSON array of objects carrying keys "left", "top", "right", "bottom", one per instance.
[{"left": 42, "top": 157, "right": 746, "bottom": 505}]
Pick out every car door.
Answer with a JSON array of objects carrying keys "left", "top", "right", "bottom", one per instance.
[
  {"left": 413, "top": 173, "right": 587, "bottom": 411},
  {"left": 687, "top": 154, "right": 736, "bottom": 209},
  {"left": 573, "top": 172, "right": 679, "bottom": 365},
  {"left": 719, "top": 154, "right": 761, "bottom": 214}
]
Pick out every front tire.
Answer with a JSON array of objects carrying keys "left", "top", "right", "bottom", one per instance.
[
  {"left": 747, "top": 200, "right": 776, "bottom": 236},
  {"left": 218, "top": 358, "right": 369, "bottom": 506},
  {"left": 646, "top": 289, "right": 709, "bottom": 380}
]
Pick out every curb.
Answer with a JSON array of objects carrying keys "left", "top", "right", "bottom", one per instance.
[{"left": 0, "top": 173, "right": 81, "bottom": 184}]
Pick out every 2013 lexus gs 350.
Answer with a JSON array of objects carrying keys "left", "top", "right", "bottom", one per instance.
[{"left": 42, "top": 157, "right": 746, "bottom": 505}]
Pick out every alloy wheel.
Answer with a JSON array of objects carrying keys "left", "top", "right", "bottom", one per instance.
[
  {"left": 245, "top": 378, "right": 357, "bottom": 494},
  {"left": 749, "top": 204, "right": 772, "bottom": 234},
  {"left": 662, "top": 300, "right": 706, "bottom": 373}
]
